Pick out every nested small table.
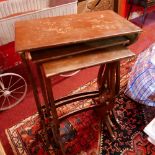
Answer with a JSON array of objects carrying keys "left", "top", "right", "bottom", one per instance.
[{"left": 15, "top": 10, "right": 141, "bottom": 154}]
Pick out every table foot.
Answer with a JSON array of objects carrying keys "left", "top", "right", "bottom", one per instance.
[
  {"left": 111, "top": 109, "right": 120, "bottom": 125},
  {"left": 105, "top": 116, "right": 116, "bottom": 139}
]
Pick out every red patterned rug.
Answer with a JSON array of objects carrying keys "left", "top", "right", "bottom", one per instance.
[{"left": 6, "top": 57, "right": 155, "bottom": 155}]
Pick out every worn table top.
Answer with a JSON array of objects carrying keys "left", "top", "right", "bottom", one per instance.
[
  {"left": 43, "top": 45, "right": 135, "bottom": 77},
  {"left": 15, "top": 10, "right": 141, "bottom": 53}
]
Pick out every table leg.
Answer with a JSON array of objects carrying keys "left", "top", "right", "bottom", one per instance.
[
  {"left": 20, "top": 53, "right": 50, "bottom": 151},
  {"left": 95, "top": 61, "right": 120, "bottom": 139},
  {"left": 45, "top": 77, "right": 65, "bottom": 155},
  {"left": 20, "top": 53, "right": 44, "bottom": 119},
  {"left": 36, "top": 64, "right": 51, "bottom": 115},
  {"left": 115, "top": 61, "right": 120, "bottom": 95},
  {"left": 112, "top": 61, "right": 120, "bottom": 125}
]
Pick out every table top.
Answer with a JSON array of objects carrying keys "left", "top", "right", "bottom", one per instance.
[
  {"left": 15, "top": 10, "right": 141, "bottom": 53},
  {"left": 43, "top": 45, "right": 135, "bottom": 77},
  {"left": 29, "top": 36, "right": 130, "bottom": 63}
]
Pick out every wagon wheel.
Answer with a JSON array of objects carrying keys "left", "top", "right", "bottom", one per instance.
[{"left": 0, "top": 73, "right": 27, "bottom": 111}]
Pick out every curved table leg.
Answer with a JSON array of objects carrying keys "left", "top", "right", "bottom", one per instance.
[{"left": 95, "top": 61, "right": 120, "bottom": 139}]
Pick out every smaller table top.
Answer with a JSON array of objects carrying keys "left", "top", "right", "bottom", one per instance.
[
  {"left": 43, "top": 45, "right": 135, "bottom": 77},
  {"left": 28, "top": 36, "right": 130, "bottom": 63},
  {"left": 15, "top": 10, "right": 141, "bottom": 53}
]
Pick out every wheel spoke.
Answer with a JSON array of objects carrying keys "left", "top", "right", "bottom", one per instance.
[
  {"left": 12, "top": 91, "right": 25, "bottom": 94},
  {"left": 9, "top": 94, "right": 19, "bottom": 101},
  {"left": 8, "top": 78, "right": 22, "bottom": 90},
  {"left": 0, "top": 94, "right": 4, "bottom": 98},
  {"left": 0, "top": 76, "right": 4, "bottom": 84},
  {"left": 8, "top": 75, "right": 13, "bottom": 88},
  {"left": 0, "top": 89, "right": 4, "bottom": 92},
  {"left": 0, "top": 78, "right": 5, "bottom": 90},
  {"left": 10, "top": 85, "right": 25, "bottom": 93},
  {"left": 1, "top": 97, "right": 6, "bottom": 109},
  {"left": 6, "top": 96, "right": 11, "bottom": 106}
]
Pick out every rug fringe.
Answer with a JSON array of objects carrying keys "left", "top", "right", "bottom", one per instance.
[{"left": 5, "top": 129, "right": 18, "bottom": 155}]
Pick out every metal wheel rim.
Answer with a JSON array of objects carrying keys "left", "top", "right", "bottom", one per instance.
[{"left": 0, "top": 73, "right": 27, "bottom": 111}]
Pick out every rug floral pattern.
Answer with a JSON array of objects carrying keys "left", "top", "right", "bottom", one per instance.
[{"left": 6, "top": 57, "right": 155, "bottom": 155}]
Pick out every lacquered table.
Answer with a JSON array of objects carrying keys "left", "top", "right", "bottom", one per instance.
[{"left": 15, "top": 10, "right": 141, "bottom": 154}]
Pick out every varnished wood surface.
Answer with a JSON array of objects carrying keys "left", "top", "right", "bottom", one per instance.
[
  {"left": 29, "top": 36, "right": 130, "bottom": 63},
  {"left": 43, "top": 45, "right": 135, "bottom": 77},
  {"left": 15, "top": 10, "right": 141, "bottom": 53}
]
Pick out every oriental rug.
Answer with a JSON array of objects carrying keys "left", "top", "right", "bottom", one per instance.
[{"left": 6, "top": 57, "right": 155, "bottom": 155}]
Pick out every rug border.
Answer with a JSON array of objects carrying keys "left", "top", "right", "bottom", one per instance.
[
  {"left": 5, "top": 129, "right": 18, "bottom": 155},
  {"left": 5, "top": 113, "right": 38, "bottom": 155}
]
